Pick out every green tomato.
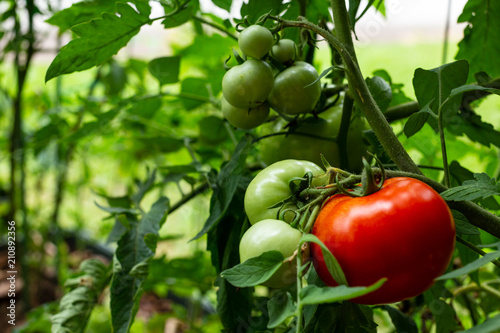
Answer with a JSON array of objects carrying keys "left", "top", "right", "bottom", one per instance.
[
  {"left": 222, "top": 59, "right": 274, "bottom": 109},
  {"left": 238, "top": 25, "right": 274, "bottom": 59},
  {"left": 259, "top": 105, "right": 368, "bottom": 171},
  {"left": 271, "top": 39, "right": 297, "bottom": 65},
  {"left": 221, "top": 97, "right": 269, "bottom": 130},
  {"left": 268, "top": 61, "right": 321, "bottom": 115},
  {"left": 239, "top": 219, "right": 302, "bottom": 288},
  {"left": 244, "top": 159, "right": 324, "bottom": 225}
]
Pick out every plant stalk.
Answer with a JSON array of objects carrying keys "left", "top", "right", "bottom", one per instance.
[{"left": 274, "top": 16, "right": 422, "bottom": 175}]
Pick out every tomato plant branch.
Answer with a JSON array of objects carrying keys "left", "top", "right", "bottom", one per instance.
[
  {"left": 438, "top": 104, "right": 451, "bottom": 187},
  {"left": 337, "top": 95, "right": 354, "bottom": 170},
  {"left": 456, "top": 236, "right": 500, "bottom": 269},
  {"left": 385, "top": 101, "right": 419, "bottom": 122},
  {"left": 273, "top": 16, "right": 422, "bottom": 176},
  {"left": 193, "top": 15, "right": 238, "bottom": 40},
  {"left": 168, "top": 182, "right": 210, "bottom": 214}
]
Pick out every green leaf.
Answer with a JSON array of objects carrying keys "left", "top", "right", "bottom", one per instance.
[
  {"left": 300, "top": 233, "right": 347, "bottom": 286},
  {"left": 161, "top": 1, "right": 195, "bottom": 28},
  {"left": 179, "top": 77, "right": 212, "bottom": 110},
  {"left": 452, "top": 210, "right": 480, "bottom": 235},
  {"left": 51, "top": 259, "right": 110, "bottom": 333},
  {"left": 436, "top": 248, "right": 500, "bottom": 280},
  {"left": 135, "top": 136, "right": 184, "bottom": 153},
  {"left": 403, "top": 103, "right": 435, "bottom": 138},
  {"left": 267, "top": 291, "right": 296, "bottom": 329},
  {"left": 299, "top": 279, "right": 386, "bottom": 305},
  {"left": 131, "top": 168, "right": 157, "bottom": 207},
  {"left": 46, "top": 0, "right": 117, "bottom": 32},
  {"left": 383, "top": 305, "right": 418, "bottom": 333},
  {"left": 412, "top": 60, "right": 469, "bottom": 120},
  {"left": 110, "top": 197, "right": 169, "bottom": 333},
  {"left": 447, "top": 112, "right": 500, "bottom": 149},
  {"left": 366, "top": 76, "right": 392, "bottom": 112},
  {"left": 94, "top": 202, "right": 137, "bottom": 215},
  {"left": 126, "top": 96, "right": 162, "bottom": 119},
  {"left": 147, "top": 56, "right": 181, "bottom": 85},
  {"left": 220, "top": 251, "right": 284, "bottom": 288},
  {"left": 456, "top": 0, "right": 500, "bottom": 82},
  {"left": 198, "top": 116, "right": 228, "bottom": 144},
  {"left": 430, "top": 299, "right": 461, "bottom": 333},
  {"left": 460, "top": 314, "right": 500, "bottom": 333},
  {"left": 212, "top": 0, "right": 232, "bottom": 12},
  {"left": 449, "top": 161, "right": 500, "bottom": 209},
  {"left": 303, "top": 302, "right": 377, "bottom": 333},
  {"left": 440, "top": 173, "right": 500, "bottom": 201},
  {"left": 45, "top": 3, "right": 151, "bottom": 82},
  {"left": 208, "top": 197, "right": 254, "bottom": 331},
  {"left": 191, "top": 136, "right": 251, "bottom": 240},
  {"left": 240, "top": 0, "right": 284, "bottom": 22}
]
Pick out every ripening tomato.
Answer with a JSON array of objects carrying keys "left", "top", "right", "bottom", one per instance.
[
  {"left": 311, "top": 177, "right": 456, "bottom": 305},
  {"left": 259, "top": 105, "right": 368, "bottom": 171},
  {"left": 238, "top": 25, "right": 274, "bottom": 59},
  {"left": 221, "top": 97, "right": 270, "bottom": 130},
  {"left": 244, "top": 159, "right": 324, "bottom": 225},
  {"left": 239, "top": 219, "right": 303, "bottom": 288},
  {"left": 222, "top": 59, "right": 274, "bottom": 109},
  {"left": 268, "top": 61, "right": 322, "bottom": 115},
  {"left": 271, "top": 39, "right": 297, "bottom": 65}
]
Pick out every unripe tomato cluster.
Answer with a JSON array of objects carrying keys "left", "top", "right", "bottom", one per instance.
[{"left": 221, "top": 25, "right": 321, "bottom": 130}]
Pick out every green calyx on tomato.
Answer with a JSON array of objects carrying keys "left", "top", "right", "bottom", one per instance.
[
  {"left": 221, "top": 97, "right": 269, "bottom": 130},
  {"left": 259, "top": 105, "right": 368, "bottom": 171},
  {"left": 268, "top": 61, "right": 322, "bottom": 115},
  {"left": 311, "top": 177, "right": 456, "bottom": 305},
  {"left": 222, "top": 59, "right": 274, "bottom": 109},
  {"left": 238, "top": 25, "right": 274, "bottom": 60},
  {"left": 244, "top": 159, "right": 324, "bottom": 225},
  {"left": 239, "top": 219, "right": 304, "bottom": 288}
]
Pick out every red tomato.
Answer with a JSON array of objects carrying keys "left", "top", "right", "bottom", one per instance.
[{"left": 311, "top": 177, "right": 456, "bottom": 305}]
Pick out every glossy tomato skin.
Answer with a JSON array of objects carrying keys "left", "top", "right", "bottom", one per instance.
[
  {"left": 222, "top": 59, "right": 274, "bottom": 109},
  {"left": 268, "top": 61, "right": 321, "bottom": 115},
  {"left": 259, "top": 105, "right": 368, "bottom": 171},
  {"left": 244, "top": 160, "right": 324, "bottom": 225},
  {"left": 238, "top": 25, "right": 274, "bottom": 59},
  {"left": 239, "top": 219, "right": 303, "bottom": 288},
  {"left": 311, "top": 177, "right": 456, "bottom": 305},
  {"left": 221, "top": 97, "right": 269, "bottom": 130}
]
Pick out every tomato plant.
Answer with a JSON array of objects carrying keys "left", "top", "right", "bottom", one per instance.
[
  {"left": 259, "top": 104, "right": 368, "bottom": 170},
  {"left": 239, "top": 219, "right": 303, "bottom": 288},
  {"left": 18, "top": 0, "right": 500, "bottom": 332},
  {"left": 268, "top": 61, "right": 322, "bottom": 115},
  {"left": 244, "top": 159, "right": 324, "bottom": 224},
  {"left": 221, "top": 97, "right": 270, "bottom": 129},
  {"left": 238, "top": 25, "right": 274, "bottom": 60},
  {"left": 222, "top": 59, "right": 274, "bottom": 108},
  {"left": 311, "top": 177, "right": 456, "bottom": 305}
]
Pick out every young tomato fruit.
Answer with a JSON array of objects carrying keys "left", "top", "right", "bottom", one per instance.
[
  {"left": 239, "top": 219, "right": 303, "bottom": 288},
  {"left": 268, "top": 61, "right": 321, "bottom": 115},
  {"left": 244, "top": 160, "right": 324, "bottom": 225},
  {"left": 238, "top": 25, "right": 274, "bottom": 59},
  {"left": 271, "top": 38, "right": 297, "bottom": 65},
  {"left": 221, "top": 97, "right": 269, "bottom": 130},
  {"left": 222, "top": 59, "right": 274, "bottom": 109},
  {"left": 259, "top": 104, "right": 368, "bottom": 171},
  {"left": 311, "top": 177, "right": 456, "bottom": 305}
]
